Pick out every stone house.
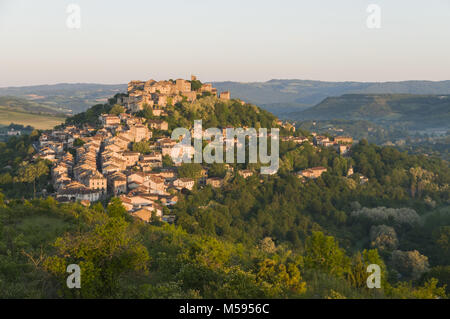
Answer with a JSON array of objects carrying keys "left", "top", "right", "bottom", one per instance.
[
  {"left": 82, "top": 171, "right": 107, "bottom": 193},
  {"left": 206, "top": 177, "right": 224, "bottom": 188},
  {"left": 99, "top": 114, "right": 121, "bottom": 127},
  {"left": 219, "top": 91, "right": 231, "bottom": 100},
  {"left": 140, "top": 152, "right": 162, "bottom": 162},
  {"left": 147, "top": 176, "right": 166, "bottom": 192},
  {"left": 176, "top": 79, "right": 191, "bottom": 92},
  {"left": 129, "top": 124, "right": 151, "bottom": 142},
  {"left": 173, "top": 178, "right": 195, "bottom": 191},
  {"left": 121, "top": 151, "right": 140, "bottom": 167},
  {"left": 297, "top": 167, "right": 328, "bottom": 179},
  {"left": 127, "top": 171, "right": 146, "bottom": 185},
  {"left": 238, "top": 170, "right": 253, "bottom": 179},
  {"left": 334, "top": 136, "right": 353, "bottom": 144},
  {"left": 200, "top": 83, "right": 213, "bottom": 93},
  {"left": 314, "top": 136, "right": 330, "bottom": 146},
  {"left": 107, "top": 172, "right": 127, "bottom": 195},
  {"left": 57, "top": 182, "right": 103, "bottom": 202},
  {"left": 132, "top": 205, "right": 163, "bottom": 223},
  {"left": 182, "top": 91, "right": 197, "bottom": 102},
  {"left": 148, "top": 120, "right": 169, "bottom": 131}
]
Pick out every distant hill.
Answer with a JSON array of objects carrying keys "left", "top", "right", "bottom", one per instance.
[
  {"left": 0, "top": 96, "right": 65, "bottom": 115},
  {"left": 290, "top": 94, "right": 450, "bottom": 130},
  {"left": 0, "top": 83, "right": 126, "bottom": 114},
  {"left": 212, "top": 79, "right": 450, "bottom": 116},
  {"left": 2, "top": 80, "right": 450, "bottom": 118},
  {"left": 0, "top": 96, "right": 68, "bottom": 129}
]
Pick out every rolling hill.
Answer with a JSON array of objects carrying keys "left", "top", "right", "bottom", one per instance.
[
  {"left": 0, "top": 83, "right": 126, "bottom": 115},
  {"left": 2, "top": 80, "right": 450, "bottom": 119},
  {"left": 0, "top": 96, "right": 67, "bottom": 130},
  {"left": 212, "top": 80, "right": 450, "bottom": 116},
  {"left": 0, "top": 96, "right": 65, "bottom": 115},
  {"left": 290, "top": 94, "right": 450, "bottom": 130}
]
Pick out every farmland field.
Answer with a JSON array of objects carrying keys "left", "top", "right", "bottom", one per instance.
[{"left": 0, "top": 106, "right": 65, "bottom": 129}]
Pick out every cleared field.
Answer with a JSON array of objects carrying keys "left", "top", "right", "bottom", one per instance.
[{"left": 0, "top": 107, "right": 66, "bottom": 129}]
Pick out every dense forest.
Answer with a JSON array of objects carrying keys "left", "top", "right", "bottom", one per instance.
[{"left": 0, "top": 97, "right": 449, "bottom": 299}]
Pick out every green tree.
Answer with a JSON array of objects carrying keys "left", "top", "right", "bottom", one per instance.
[
  {"left": 190, "top": 80, "right": 202, "bottom": 91},
  {"left": 208, "top": 163, "right": 227, "bottom": 178},
  {"left": 386, "top": 278, "right": 446, "bottom": 299},
  {"left": 178, "top": 163, "right": 202, "bottom": 179},
  {"left": 391, "top": 250, "right": 430, "bottom": 281},
  {"left": 14, "top": 160, "right": 49, "bottom": 198},
  {"left": 132, "top": 141, "right": 151, "bottom": 154},
  {"left": 107, "top": 198, "right": 127, "bottom": 218},
  {"left": 256, "top": 258, "right": 307, "bottom": 297},
  {"left": 142, "top": 105, "right": 154, "bottom": 120},
  {"left": 162, "top": 155, "right": 174, "bottom": 168},
  {"left": 44, "top": 217, "right": 150, "bottom": 298},
  {"left": 73, "top": 138, "right": 85, "bottom": 147},
  {"left": 304, "top": 231, "right": 350, "bottom": 278},
  {"left": 348, "top": 249, "right": 387, "bottom": 289},
  {"left": 109, "top": 104, "right": 125, "bottom": 115}
]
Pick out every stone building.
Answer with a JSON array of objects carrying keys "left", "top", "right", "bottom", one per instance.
[
  {"left": 176, "top": 79, "right": 191, "bottom": 92},
  {"left": 220, "top": 91, "right": 231, "bottom": 100}
]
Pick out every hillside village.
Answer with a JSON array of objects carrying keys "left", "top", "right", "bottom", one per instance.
[{"left": 33, "top": 76, "right": 358, "bottom": 224}]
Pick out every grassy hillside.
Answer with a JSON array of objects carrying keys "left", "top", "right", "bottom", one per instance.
[
  {"left": 0, "top": 108, "right": 66, "bottom": 130},
  {"left": 0, "top": 83, "right": 126, "bottom": 114},
  {"left": 0, "top": 96, "right": 66, "bottom": 130},
  {"left": 0, "top": 96, "right": 65, "bottom": 115},
  {"left": 291, "top": 94, "right": 450, "bottom": 130}
]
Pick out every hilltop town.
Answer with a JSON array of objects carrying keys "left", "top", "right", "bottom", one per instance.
[
  {"left": 118, "top": 75, "right": 232, "bottom": 112},
  {"left": 33, "top": 76, "right": 358, "bottom": 224}
]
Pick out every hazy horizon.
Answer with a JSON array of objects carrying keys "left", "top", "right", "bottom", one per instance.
[
  {"left": 1, "top": 0, "right": 450, "bottom": 86},
  {"left": 2, "top": 78, "right": 450, "bottom": 90}
]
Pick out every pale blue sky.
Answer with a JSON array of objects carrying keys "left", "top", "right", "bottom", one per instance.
[{"left": 0, "top": 0, "right": 449, "bottom": 86}]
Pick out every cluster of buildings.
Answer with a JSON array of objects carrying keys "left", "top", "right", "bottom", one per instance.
[
  {"left": 279, "top": 130, "right": 356, "bottom": 180},
  {"left": 117, "top": 75, "right": 231, "bottom": 113},
  {"left": 34, "top": 104, "right": 237, "bottom": 224},
  {"left": 279, "top": 131, "right": 353, "bottom": 156},
  {"left": 35, "top": 125, "right": 103, "bottom": 202},
  {"left": 313, "top": 134, "right": 353, "bottom": 155},
  {"left": 32, "top": 76, "right": 362, "bottom": 223},
  {"left": 280, "top": 135, "right": 311, "bottom": 145},
  {"left": 290, "top": 134, "right": 368, "bottom": 183},
  {"left": 36, "top": 116, "right": 176, "bottom": 221}
]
